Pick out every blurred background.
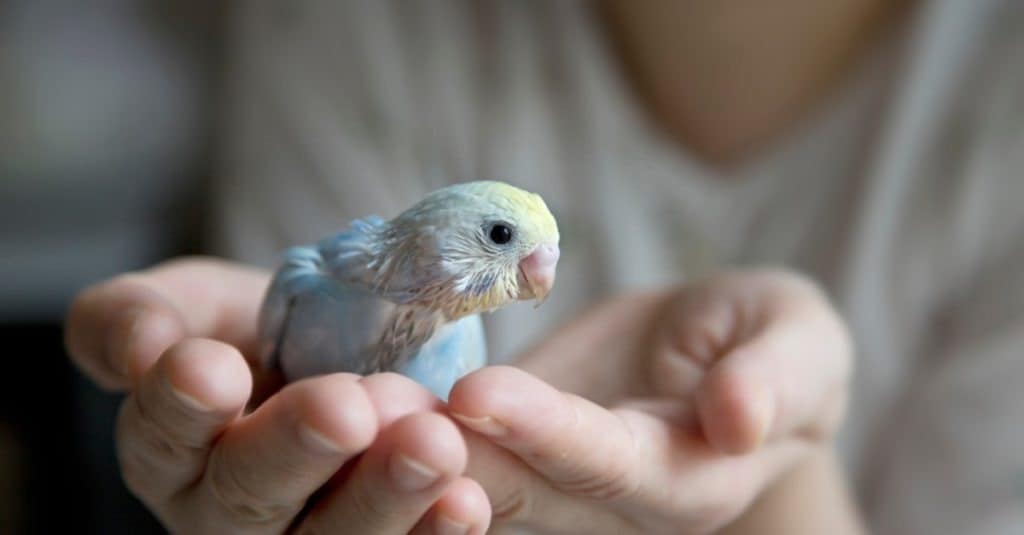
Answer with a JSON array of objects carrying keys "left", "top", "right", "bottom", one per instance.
[{"left": 1, "top": 2, "right": 223, "bottom": 532}]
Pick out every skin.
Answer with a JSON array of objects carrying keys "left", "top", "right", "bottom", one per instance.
[
  {"left": 66, "top": 259, "right": 855, "bottom": 534},
  {"left": 449, "top": 271, "right": 856, "bottom": 533},
  {"left": 66, "top": 259, "right": 492, "bottom": 534},
  {"left": 62, "top": 1, "right": 907, "bottom": 532},
  {"left": 596, "top": 0, "right": 912, "bottom": 164}
]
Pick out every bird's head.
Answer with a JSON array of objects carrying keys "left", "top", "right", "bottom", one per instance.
[{"left": 381, "top": 181, "right": 560, "bottom": 317}]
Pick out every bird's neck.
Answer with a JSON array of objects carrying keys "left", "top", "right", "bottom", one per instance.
[
  {"left": 366, "top": 227, "right": 520, "bottom": 316},
  {"left": 439, "top": 269, "right": 519, "bottom": 320}
]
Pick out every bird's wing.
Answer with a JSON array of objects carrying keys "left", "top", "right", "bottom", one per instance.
[
  {"left": 316, "top": 215, "right": 387, "bottom": 287},
  {"left": 257, "top": 245, "right": 325, "bottom": 373},
  {"left": 258, "top": 215, "right": 387, "bottom": 365},
  {"left": 276, "top": 285, "right": 394, "bottom": 380},
  {"left": 258, "top": 223, "right": 394, "bottom": 379},
  {"left": 258, "top": 216, "right": 456, "bottom": 381}
]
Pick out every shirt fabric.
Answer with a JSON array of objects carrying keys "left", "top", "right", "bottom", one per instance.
[{"left": 211, "top": 1, "right": 1024, "bottom": 532}]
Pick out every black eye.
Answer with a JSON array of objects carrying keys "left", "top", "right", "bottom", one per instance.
[{"left": 488, "top": 224, "right": 513, "bottom": 245}]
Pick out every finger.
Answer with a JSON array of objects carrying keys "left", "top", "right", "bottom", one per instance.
[
  {"left": 65, "top": 257, "right": 270, "bottom": 389},
  {"left": 300, "top": 412, "right": 467, "bottom": 534},
  {"left": 358, "top": 374, "right": 556, "bottom": 525},
  {"left": 448, "top": 366, "right": 642, "bottom": 503},
  {"left": 619, "top": 405, "right": 813, "bottom": 533},
  {"left": 650, "top": 272, "right": 765, "bottom": 400},
  {"left": 408, "top": 477, "right": 492, "bottom": 535},
  {"left": 655, "top": 269, "right": 832, "bottom": 384},
  {"left": 694, "top": 283, "right": 852, "bottom": 454},
  {"left": 449, "top": 370, "right": 763, "bottom": 533},
  {"left": 358, "top": 372, "right": 447, "bottom": 426},
  {"left": 183, "top": 373, "right": 377, "bottom": 531},
  {"left": 116, "top": 338, "right": 252, "bottom": 510}
]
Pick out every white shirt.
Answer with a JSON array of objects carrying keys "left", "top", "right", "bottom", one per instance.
[{"left": 211, "top": 1, "right": 1024, "bottom": 532}]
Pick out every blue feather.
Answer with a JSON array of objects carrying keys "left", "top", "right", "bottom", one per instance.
[{"left": 257, "top": 220, "right": 487, "bottom": 399}]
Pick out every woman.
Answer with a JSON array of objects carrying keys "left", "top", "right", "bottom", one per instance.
[{"left": 66, "top": 1, "right": 1024, "bottom": 533}]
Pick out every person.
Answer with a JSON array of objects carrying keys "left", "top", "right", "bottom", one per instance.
[{"left": 64, "top": 0, "right": 1024, "bottom": 533}]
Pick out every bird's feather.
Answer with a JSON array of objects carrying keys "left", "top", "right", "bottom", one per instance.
[
  {"left": 257, "top": 216, "right": 481, "bottom": 397},
  {"left": 257, "top": 181, "right": 558, "bottom": 399}
]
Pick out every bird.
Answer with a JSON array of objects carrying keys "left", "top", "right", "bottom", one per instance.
[{"left": 256, "top": 180, "right": 561, "bottom": 400}]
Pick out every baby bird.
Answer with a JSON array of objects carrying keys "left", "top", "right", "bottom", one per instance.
[{"left": 257, "top": 181, "right": 560, "bottom": 400}]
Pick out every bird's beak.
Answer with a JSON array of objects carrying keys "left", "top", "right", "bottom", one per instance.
[{"left": 518, "top": 243, "right": 560, "bottom": 307}]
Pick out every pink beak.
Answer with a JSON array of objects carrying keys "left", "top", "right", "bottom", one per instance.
[{"left": 518, "top": 243, "right": 560, "bottom": 306}]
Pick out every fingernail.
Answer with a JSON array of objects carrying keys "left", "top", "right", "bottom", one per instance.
[
  {"left": 450, "top": 412, "right": 508, "bottom": 438},
  {"left": 169, "top": 384, "right": 212, "bottom": 412},
  {"left": 390, "top": 453, "right": 441, "bottom": 492},
  {"left": 435, "top": 515, "right": 470, "bottom": 535},
  {"left": 298, "top": 424, "right": 344, "bottom": 455}
]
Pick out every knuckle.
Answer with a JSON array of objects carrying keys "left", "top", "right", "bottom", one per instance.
[
  {"left": 206, "top": 448, "right": 299, "bottom": 526},
  {"left": 491, "top": 485, "right": 531, "bottom": 522},
  {"left": 136, "top": 419, "right": 203, "bottom": 462},
  {"left": 130, "top": 391, "right": 207, "bottom": 456},
  {"left": 115, "top": 397, "right": 205, "bottom": 499},
  {"left": 346, "top": 482, "right": 388, "bottom": 520},
  {"left": 556, "top": 464, "right": 640, "bottom": 502},
  {"left": 549, "top": 406, "right": 641, "bottom": 503}
]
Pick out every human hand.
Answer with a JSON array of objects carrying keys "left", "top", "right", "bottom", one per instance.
[
  {"left": 446, "top": 269, "right": 852, "bottom": 534},
  {"left": 65, "top": 257, "right": 492, "bottom": 534}
]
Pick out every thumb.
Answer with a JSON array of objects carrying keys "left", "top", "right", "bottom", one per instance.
[
  {"left": 694, "top": 303, "right": 852, "bottom": 455},
  {"left": 653, "top": 270, "right": 852, "bottom": 455}
]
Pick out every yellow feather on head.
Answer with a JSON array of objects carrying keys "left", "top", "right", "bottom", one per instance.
[
  {"left": 376, "top": 180, "right": 560, "bottom": 318},
  {"left": 452, "top": 180, "right": 559, "bottom": 246}
]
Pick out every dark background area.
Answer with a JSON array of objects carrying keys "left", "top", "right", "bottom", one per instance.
[{"left": 1, "top": 3, "right": 225, "bottom": 533}]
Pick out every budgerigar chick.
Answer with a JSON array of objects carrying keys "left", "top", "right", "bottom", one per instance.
[{"left": 257, "top": 181, "right": 560, "bottom": 400}]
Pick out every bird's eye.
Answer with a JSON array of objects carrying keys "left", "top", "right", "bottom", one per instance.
[{"left": 488, "top": 224, "right": 513, "bottom": 245}]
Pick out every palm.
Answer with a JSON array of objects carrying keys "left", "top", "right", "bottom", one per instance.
[{"left": 449, "top": 270, "right": 851, "bottom": 534}]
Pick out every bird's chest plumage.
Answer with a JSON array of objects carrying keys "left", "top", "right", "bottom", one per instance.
[{"left": 397, "top": 314, "right": 487, "bottom": 400}]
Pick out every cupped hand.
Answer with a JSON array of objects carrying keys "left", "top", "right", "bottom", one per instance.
[
  {"left": 447, "top": 269, "right": 852, "bottom": 534},
  {"left": 65, "top": 258, "right": 491, "bottom": 534}
]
